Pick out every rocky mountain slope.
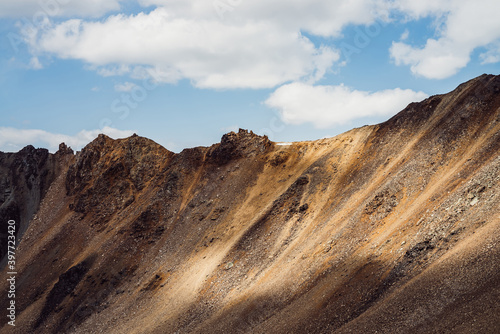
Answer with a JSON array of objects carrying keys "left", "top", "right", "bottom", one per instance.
[
  {"left": 1, "top": 74, "right": 499, "bottom": 333},
  {"left": 0, "top": 143, "right": 73, "bottom": 268}
]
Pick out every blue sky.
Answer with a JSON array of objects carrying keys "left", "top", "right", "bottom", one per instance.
[{"left": 1, "top": 0, "right": 499, "bottom": 152}]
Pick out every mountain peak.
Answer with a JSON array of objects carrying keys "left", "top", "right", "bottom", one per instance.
[
  {"left": 382, "top": 73, "right": 500, "bottom": 133},
  {"left": 207, "top": 128, "right": 272, "bottom": 164}
]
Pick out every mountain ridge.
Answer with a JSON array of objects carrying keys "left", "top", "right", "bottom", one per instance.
[{"left": 0, "top": 73, "right": 499, "bottom": 333}]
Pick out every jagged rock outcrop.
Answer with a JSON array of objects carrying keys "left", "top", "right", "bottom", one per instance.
[
  {"left": 1, "top": 74, "right": 499, "bottom": 334},
  {"left": 65, "top": 134, "right": 170, "bottom": 225},
  {"left": 0, "top": 143, "right": 73, "bottom": 267},
  {"left": 207, "top": 129, "right": 272, "bottom": 164}
]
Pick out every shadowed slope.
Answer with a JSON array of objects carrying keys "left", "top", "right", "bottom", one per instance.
[{"left": 0, "top": 143, "right": 73, "bottom": 269}]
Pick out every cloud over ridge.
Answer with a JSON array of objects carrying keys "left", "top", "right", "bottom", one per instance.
[{"left": 266, "top": 82, "right": 428, "bottom": 128}]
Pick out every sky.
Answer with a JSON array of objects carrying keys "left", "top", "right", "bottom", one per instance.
[{"left": 1, "top": 0, "right": 499, "bottom": 153}]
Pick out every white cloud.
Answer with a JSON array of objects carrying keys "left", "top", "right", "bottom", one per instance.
[
  {"left": 391, "top": 0, "right": 500, "bottom": 78},
  {"left": 29, "top": 56, "right": 43, "bottom": 69},
  {"left": 95, "top": 64, "right": 131, "bottom": 77},
  {"left": 22, "top": 1, "right": 394, "bottom": 89},
  {"left": 15, "top": 0, "right": 500, "bottom": 86},
  {"left": 26, "top": 8, "right": 341, "bottom": 89},
  {"left": 400, "top": 29, "right": 409, "bottom": 41},
  {"left": 137, "top": 0, "right": 390, "bottom": 37},
  {"left": 0, "top": 127, "right": 135, "bottom": 153},
  {"left": 390, "top": 39, "right": 470, "bottom": 79},
  {"left": 114, "top": 81, "right": 138, "bottom": 92},
  {"left": 393, "top": 0, "right": 451, "bottom": 19},
  {"left": 265, "top": 82, "right": 428, "bottom": 128},
  {"left": 0, "top": 0, "right": 123, "bottom": 18},
  {"left": 480, "top": 41, "right": 500, "bottom": 64}
]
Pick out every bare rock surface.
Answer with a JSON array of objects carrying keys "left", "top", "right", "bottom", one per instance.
[{"left": 0, "top": 143, "right": 73, "bottom": 267}]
